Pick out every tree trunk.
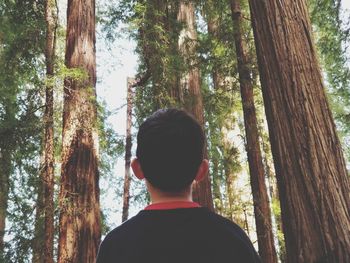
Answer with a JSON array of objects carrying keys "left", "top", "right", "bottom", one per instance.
[
  {"left": 33, "top": 1, "right": 57, "bottom": 262},
  {"left": 248, "top": 0, "right": 350, "bottom": 262},
  {"left": 260, "top": 127, "right": 286, "bottom": 262},
  {"left": 230, "top": 1, "right": 278, "bottom": 263},
  {"left": 42, "top": 0, "right": 56, "bottom": 260},
  {"left": 33, "top": 162, "right": 45, "bottom": 263},
  {"left": 177, "top": 0, "right": 214, "bottom": 211},
  {"left": 0, "top": 148, "right": 11, "bottom": 259},
  {"left": 122, "top": 78, "right": 133, "bottom": 222},
  {"left": 57, "top": 0, "right": 101, "bottom": 262},
  {"left": 212, "top": 157, "right": 223, "bottom": 214},
  {"left": 206, "top": 9, "right": 224, "bottom": 215},
  {"left": 225, "top": 170, "right": 235, "bottom": 222}
]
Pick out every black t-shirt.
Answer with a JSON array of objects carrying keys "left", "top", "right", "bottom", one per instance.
[{"left": 96, "top": 206, "right": 261, "bottom": 263}]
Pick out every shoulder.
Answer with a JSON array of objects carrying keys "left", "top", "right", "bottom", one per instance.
[
  {"left": 96, "top": 213, "right": 144, "bottom": 263},
  {"left": 206, "top": 211, "right": 250, "bottom": 239},
  {"left": 201, "top": 210, "right": 261, "bottom": 262},
  {"left": 200, "top": 209, "right": 246, "bottom": 233},
  {"left": 103, "top": 213, "right": 144, "bottom": 244}
]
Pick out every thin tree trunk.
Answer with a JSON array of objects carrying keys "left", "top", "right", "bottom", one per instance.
[
  {"left": 57, "top": 0, "right": 101, "bottom": 262},
  {"left": 177, "top": 0, "right": 214, "bottom": 211},
  {"left": 212, "top": 156, "right": 223, "bottom": 214},
  {"left": 33, "top": 161, "right": 45, "bottom": 263},
  {"left": 225, "top": 170, "right": 235, "bottom": 222},
  {"left": 230, "top": 1, "right": 278, "bottom": 263},
  {"left": 0, "top": 149, "right": 11, "bottom": 259},
  {"left": 33, "top": 1, "right": 57, "bottom": 262},
  {"left": 42, "top": 0, "right": 56, "bottom": 260},
  {"left": 248, "top": 0, "right": 350, "bottom": 262},
  {"left": 122, "top": 78, "right": 133, "bottom": 222},
  {"left": 260, "top": 127, "right": 286, "bottom": 262},
  {"left": 206, "top": 11, "right": 224, "bottom": 215}
]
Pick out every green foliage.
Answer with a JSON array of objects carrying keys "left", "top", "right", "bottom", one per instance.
[
  {"left": 97, "top": 100, "right": 125, "bottom": 178},
  {"left": 45, "top": 61, "right": 89, "bottom": 88},
  {"left": 0, "top": 0, "right": 46, "bottom": 261},
  {"left": 310, "top": 0, "right": 350, "bottom": 164}
]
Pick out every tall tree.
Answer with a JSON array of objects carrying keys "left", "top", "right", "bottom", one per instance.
[
  {"left": 260, "top": 125, "right": 286, "bottom": 262},
  {"left": 32, "top": 0, "right": 57, "bottom": 262},
  {"left": 0, "top": 144, "right": 12, "bottom": 259},
  {"left": 0, "top": 1, "right": 45, "bottom": 260},
  {"left": 204, "top": 0, "right": 227, "bottom": 215},
  {"left": 229, "top": 1, "right": 277, "bottom": 262},
  {"left": 248, "top": 0, "right": 350, "bottom": 262},
  {"left": 177, "top": 0, "right": 214, "bottom": 211},
  {"left": 122, "top": 77, "right": 134, "bottom": 222},
  {"left": 136, "top": 0, "right": 179, "bottom": 109},
  {"left": 57, "top": 0, "right": 101, "bottom": 262}
]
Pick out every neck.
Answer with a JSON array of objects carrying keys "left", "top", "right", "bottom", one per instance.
[{"left": 146, "top": 181, "right": 193, "bottom": 204}]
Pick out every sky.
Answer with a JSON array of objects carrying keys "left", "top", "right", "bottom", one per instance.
[{"left": 95, "top": 31, "right": 139, "bottom": 227}]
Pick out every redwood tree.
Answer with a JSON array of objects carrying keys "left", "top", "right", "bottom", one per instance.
[
  {"left": 0, "top": 149, "right": 11, "bottom": 258},
  {"left": 32, "top": 1, "right": 57, "bottom": 262},
  {"left": 122, "top": 77, "right": 134, "bottom": 222},
  {"left": 57, "top": 0, "right": 101, "bottom": 262},
  {"left": 230, "top": 1, "right": 278, "bottom": 262},
  {"left": 177, "top": 0, "right": 214, "bottom": 211},
  {"left": 248, "top": 0, "right": 350, "bottom": 262}
]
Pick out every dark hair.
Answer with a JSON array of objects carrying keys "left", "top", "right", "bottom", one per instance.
[{"left": 136, "top": 108, "right": 205, "bottom": 192}]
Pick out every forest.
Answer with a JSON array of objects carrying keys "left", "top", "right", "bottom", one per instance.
[{"left": 0, "top": 0, "right": 350, "bottom": 262}]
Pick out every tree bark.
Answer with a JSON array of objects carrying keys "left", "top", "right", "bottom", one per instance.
[
  {"left": 33, "top": 161, "right": 45, "bottom": 263},
  {"left": 177, "top": 0, "right": 214, "bottom": 211},
  {"left": 230, "top": 1, "right": 278, "bottom": 263},
  {"left": 57, "top": 0, "right": 101, "bottom": 262},
  {"left": 33, "top": 1, "right": 57, "bottom": 262},
  {"left": 0, "top": 148, "right": 11, "bottom": 259},
  {"left": 260, "top": 127, "right": 286, "bottom": 262},
  {"left": 122, "top": 78, "right": 133, "bottom": 222},
  {"left": 248, "top": 0, "right": 350, "bottom": 262}
]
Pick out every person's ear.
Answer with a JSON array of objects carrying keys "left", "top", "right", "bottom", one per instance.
[
  {"left": 131, "top": 158, "right": 145, "bottom": 180},
  {"left": 194, "top": 159, "right": 209, "bottom": 182}
]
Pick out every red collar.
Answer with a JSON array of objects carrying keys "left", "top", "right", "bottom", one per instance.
[{"left": 144, "top": 201, "right": 201, "bottom": 210}]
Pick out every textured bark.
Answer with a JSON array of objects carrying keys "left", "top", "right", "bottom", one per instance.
[
  {"left": 0, "top": 149, "right": 11, "bottom": 258},
  {"left": 33, "top": 166, "right": 44, "bottom": 263},
  {"left": 57, "top": 0, "right": 101, "bottom": 262},
  {"left": 177, "top": 1, "right": 214, "bottom": 211},
  {"left": 33, "top": 1, "right": 57, "bottom": 262},
  {"left": 248, "top": 0, "right": 350, "bottom": 262},
  {"left": 230, "top": 1, "right": 278, "bottom": 263},
  {"left": 122, "top": 78, "right": 133, "bottom": 222}
]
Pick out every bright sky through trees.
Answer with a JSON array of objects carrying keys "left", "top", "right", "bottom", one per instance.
[{"left": 1, "top": 0, "right": 349, "bottom": 261}]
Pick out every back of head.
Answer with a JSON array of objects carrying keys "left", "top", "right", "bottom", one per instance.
[{"left": 136, "top": 108, "right": 205, "bottom": 192}]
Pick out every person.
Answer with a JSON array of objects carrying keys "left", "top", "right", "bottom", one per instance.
[{"left": 96, "top": 108, "right": 261, "bottom": 263}]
